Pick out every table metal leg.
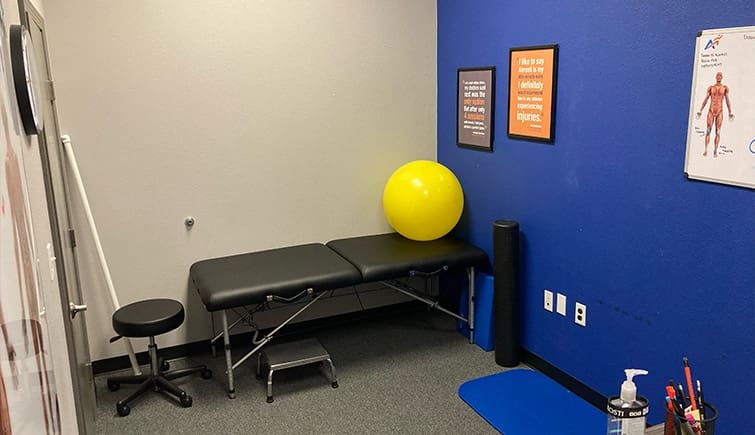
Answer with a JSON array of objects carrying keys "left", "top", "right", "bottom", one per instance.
[
  {"left": 256, "top": 352, "right": 263, "bottom": 379},
  {"left": 210, "top": 311, "right": 217, "bottom": 358},
  {"left": 221, "top": 310, "right": 235, "bottom": 398},
  {"left": 382, "top": 280, "right": 467, "bottom": 322},
  {"left": 325, "top": 358, "right": 339, "bottom": 388},
  {"left": 467, "top": 267, "right": 475, "bottom": 344},
  {"left": 266, "top": 369, "right": 275, "bottom": 403}
]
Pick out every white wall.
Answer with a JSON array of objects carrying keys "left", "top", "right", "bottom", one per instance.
[{"left": 43, "top": 0, "right": 437, "bottom": 360}]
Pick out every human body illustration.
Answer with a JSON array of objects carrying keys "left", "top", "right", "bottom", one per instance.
[{"left": 696, "top": 71, "right": 734, "bottom": 158}]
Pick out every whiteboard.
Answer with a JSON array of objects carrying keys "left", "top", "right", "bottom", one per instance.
[{"left": 683, "top": 26, "right": 755, "bottom": 189}]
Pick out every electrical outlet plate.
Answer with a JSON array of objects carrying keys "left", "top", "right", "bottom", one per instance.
[
  {"left": 575, "top": 302, "right": 587, "bottom": 327},
  {"left": 556, "top": 293, "right": 567, "bottom": 316},
  {"left": 544, "top": 289, "right": 554, "bottom": 312}
]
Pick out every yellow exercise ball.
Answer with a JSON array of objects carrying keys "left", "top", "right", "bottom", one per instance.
[{"left": 383, "top": 160, "right": 464, "bottom": 241}]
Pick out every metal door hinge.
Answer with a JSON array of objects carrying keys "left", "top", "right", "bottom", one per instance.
[
  {"left": 67, "top": 229, "right": 77, "bottom": 248},
  {"left": 46, "top": 79, "right": 55, "bottom": 101}
]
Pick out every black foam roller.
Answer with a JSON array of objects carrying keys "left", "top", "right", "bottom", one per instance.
[{"left": 493, "top": 220, "right": 520, "bottom": 367}]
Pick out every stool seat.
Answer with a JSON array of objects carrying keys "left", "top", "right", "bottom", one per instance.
[{"left": 113, "top": 298, "right": 184, "bottom": 338}]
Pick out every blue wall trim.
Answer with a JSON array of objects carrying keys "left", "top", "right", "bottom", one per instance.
[{"left": 438, "top": 2, "right": 754, "bottom": 432}]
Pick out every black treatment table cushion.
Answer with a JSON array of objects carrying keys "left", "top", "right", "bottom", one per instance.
[
  {"left": 190, "top": 243, "right": 362, "bottom": 311},
  {"left": 327, "top": 233, "right": 488, "bottom": 282}
]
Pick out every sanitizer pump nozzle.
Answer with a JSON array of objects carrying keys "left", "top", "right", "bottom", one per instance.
[
  {"left": 620, "top": 369, "right": 648, "bottom": 404},
  {"left": 606, "top": 369, "right": 649, "bottom": 435}
]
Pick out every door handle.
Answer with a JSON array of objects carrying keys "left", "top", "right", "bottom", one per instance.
[{"left": 69, "top": 302, "right": 87, "bottom": 319}]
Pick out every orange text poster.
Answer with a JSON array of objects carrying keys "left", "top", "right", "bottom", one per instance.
[{"left": 508, "top": 46, "right": 558, "bottom": 142}]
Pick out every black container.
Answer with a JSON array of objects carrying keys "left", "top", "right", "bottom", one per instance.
[{"left": 664, "top": 401, "right": 718, "bottom": 435}]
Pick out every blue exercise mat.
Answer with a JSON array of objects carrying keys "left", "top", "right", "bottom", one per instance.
[{"left": 458, "top": 369, "right": 606, "bottom": 434}]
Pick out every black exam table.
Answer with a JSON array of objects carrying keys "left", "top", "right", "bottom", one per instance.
[{"left": 190, "top": 232, "right": 488, "bottom": 398}]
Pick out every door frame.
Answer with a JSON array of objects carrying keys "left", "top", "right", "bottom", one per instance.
[{"left": 22, "top": 2, "right": 96, "bottom": 433}]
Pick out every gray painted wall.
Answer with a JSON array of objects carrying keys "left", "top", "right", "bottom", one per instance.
[{"left": 43, "top": 0, "right": 437, "bottom": 360}]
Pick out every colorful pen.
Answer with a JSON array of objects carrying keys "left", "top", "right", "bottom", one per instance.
[
  {"left": 697, "top": 380, "right": 707, "bottom": 433},
  {"left": 683, "top": 358, "right": 697, "bottom": 410},
  {"left": 666, "top": 381, "right": 677, "bottom": 407},
  {"left": 664, "top": 397, "right": 677, "bottom": 435},
  {"left": 685, "top": 414, "right": 702, "bottom": 434},
  {"left": 677, "top": 383, "right": 687, "bottom": 409}
]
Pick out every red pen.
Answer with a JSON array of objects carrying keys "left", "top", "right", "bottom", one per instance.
[
  {"left": 664, "top": 397, "right": 677, "bottom": 435},
  {"left": 683, "top": 358, "right": 697, "bottom": 410},
  {"left": 665, "top": 381, "right": 677, "bottom": 411}
]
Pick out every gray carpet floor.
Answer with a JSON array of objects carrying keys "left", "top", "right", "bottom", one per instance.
[{"left": 93, "top": 308, "right": 523, "bottom": 434}]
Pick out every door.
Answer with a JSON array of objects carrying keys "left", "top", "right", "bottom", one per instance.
[
  {"left": 24, "top": 2, "right": 96, "bottom": 433},
  {"left": 2, "top": 1, "right": 74, "bottom": 433}
]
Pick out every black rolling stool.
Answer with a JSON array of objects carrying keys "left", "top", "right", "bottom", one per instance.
[{"left": 106, "top": 298, "right": 212, "bottom": 416}]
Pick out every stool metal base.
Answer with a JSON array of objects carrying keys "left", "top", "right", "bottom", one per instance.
[
  {"left": 256, "top": 337, "right": 338, "bottom": 403},
  {"left": 107, "top": 338, "right": 211, "bottom": 416}
]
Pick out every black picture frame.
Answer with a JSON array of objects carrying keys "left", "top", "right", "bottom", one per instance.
[
  {"left": 456, "top": 67, "right": 495, "bottom": 152},
  {"left": 507, "top": 44, "right": 558, "bottom": 143}
]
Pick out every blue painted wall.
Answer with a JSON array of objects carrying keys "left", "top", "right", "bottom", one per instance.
[{"left": 438, "top": 1, "right": 754, "bottom": 432}]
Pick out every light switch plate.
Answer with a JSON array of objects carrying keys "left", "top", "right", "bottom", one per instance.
[{"left": 556, "top": 293, "right": 567, "bottom": 316}]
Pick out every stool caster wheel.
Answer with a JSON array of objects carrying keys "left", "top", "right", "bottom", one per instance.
[
  {"left": 180, "top": 394, "right": 193, "bottom": 408},
  {"left": 332, "top": 381, "right": 339, "bottom": 388},
  {"left": 116, "top": 403, "right": 130, "bottom": 417},
  {"left": 107, "top": 380, "right": 120, "bottom": 392},
  {"left": 201, "top": 369, "right": 212, "bottom": 379},
  {"left": 160, "top": 360, "right": 170, "bottom": 372},
  {"left": 267, "top": 396, "right": 274, "bottom": 403}
]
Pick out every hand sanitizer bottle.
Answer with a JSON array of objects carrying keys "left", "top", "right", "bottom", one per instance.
[{"left": 606, "top": 369, "right": 649, "bottom": 435}]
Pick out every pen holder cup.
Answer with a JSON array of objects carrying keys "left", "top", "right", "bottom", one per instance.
[{"left": 664, "top": 401, "right": 717, "bottom": 435}]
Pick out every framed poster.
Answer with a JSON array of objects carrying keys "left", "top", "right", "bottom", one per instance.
[
  {"left": 507, "top": 44, "right": 558, "bottom": 143},
  {"left": 457, "top": 67, "right": 495, "bottom": 151},
  {"left": 683, "top": 26, "right": 755, "bottom": 189}
]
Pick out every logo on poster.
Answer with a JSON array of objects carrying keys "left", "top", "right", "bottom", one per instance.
[{"left": 703, "top": 34, "right": 723, "bottom": 50}]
